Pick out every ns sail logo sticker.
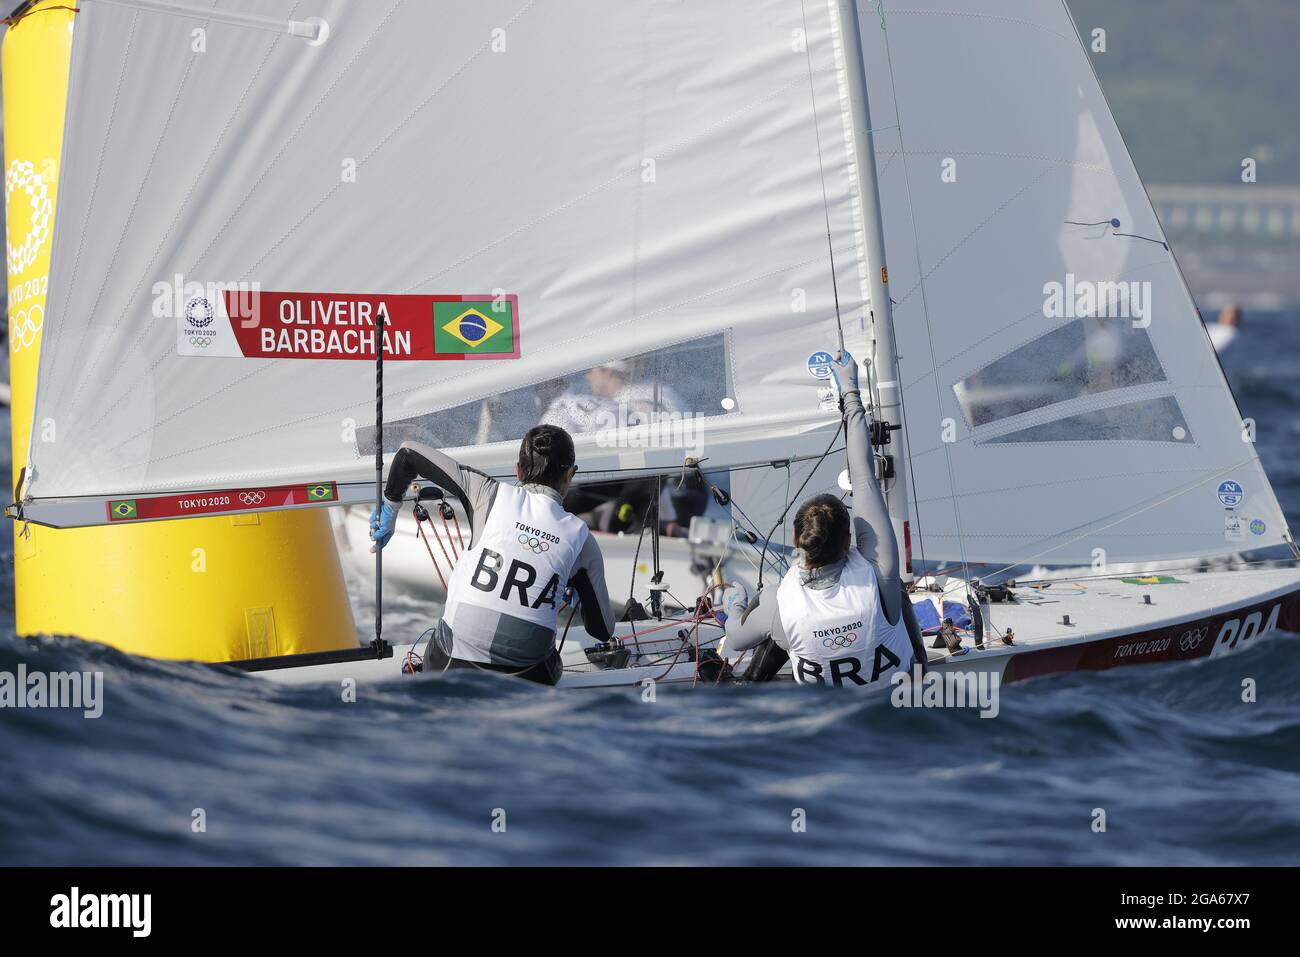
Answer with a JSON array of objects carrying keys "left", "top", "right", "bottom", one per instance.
[
  {"left": 1217, "top": 480, "right": 1244, "bottom": 509},
  {"left": 807, "top": 352, "right": 835, "bottom": 379}
]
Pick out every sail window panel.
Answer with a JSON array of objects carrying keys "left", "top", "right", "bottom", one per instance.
[
  {"left": 954, "top": 316, "right": 1167, "bottom": 428},
  {"left": 360, "top": 333, "right": 732, "bottom": 453},
  {"left": 983, "top": 396, "right": 1193, "bottom": 444}
]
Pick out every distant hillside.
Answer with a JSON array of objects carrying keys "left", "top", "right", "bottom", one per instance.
[{"left": 1066, "top": 0, "right": 1300, "bottom": 185}]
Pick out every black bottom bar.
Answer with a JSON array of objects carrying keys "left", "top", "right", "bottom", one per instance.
[
  {"left": 222, "top": 638, "right": 393, "bottom": 673},
  {"left": 10, "top": 867, "right": 1286, "bottom": 941}
]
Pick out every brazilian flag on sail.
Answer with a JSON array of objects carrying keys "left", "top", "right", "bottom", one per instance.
[
  {"left": 109, "top": 499, "right": 138, "bottom": 520},
  {"left": 433, "top": 299, "right": 516, "bottom": 355},
  {"left": 306, "top": 483, "right": 336, "bottom": 502}
]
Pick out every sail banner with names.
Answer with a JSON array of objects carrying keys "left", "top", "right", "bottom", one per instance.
[{"left": 177, "top": 290, "right": 520, "bottom": 360}]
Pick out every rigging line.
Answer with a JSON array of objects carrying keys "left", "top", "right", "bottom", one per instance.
[
  {"left": 651, "top": 474, "right": 663, "bottom": 594},
  {"left": 627, "top": 515, "right": 649, "bottom": 606},
  {"left": 799, "top": 0, "right": 847, "bottom": 353},
  {"left": 893, "top": 355, "right": 930, "bottom": 580},
  {"left": 757, "top": 420, "right": 844, "bottom": 590},
  {"left": 414, "top": 518, "right": 448, "bottom": 592},
  {"left": 498, "top": 446, "right": 849, "bottom": 484},
  {"left": 1065, "top": 217, "right": 1169, "bottom": 250},
  {"left": 374, "top": 302, "right": 384, "bottom": 647},
  {"left": 874, "top": 13, "right": 974, "bottom": 597},
  {"left": 1112, "top": 231, "right": 1169, "bottom": 250},
  {"left": 727, "top": 498, "right": 792, "bottom": 575},
  {"left": 728, "top": 517, "right": 786, "bottom": 580},
  {"left": 783, "top": 461, "right": 792, "bottom": 554}
]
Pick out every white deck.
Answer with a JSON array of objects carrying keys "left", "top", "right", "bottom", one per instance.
[{"left": 254, "top": 565, "right": 1300, "bottom": 688}]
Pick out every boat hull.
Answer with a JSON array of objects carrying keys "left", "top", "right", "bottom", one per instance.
[
  {"left": 995, "top": 582, "right": 1300, "bottom": 683},
  {"left": 252, "top": 566, "right": 1300, "bottom": 690}
]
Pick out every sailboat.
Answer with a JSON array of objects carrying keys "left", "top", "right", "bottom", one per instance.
[{"left": 12, "top": 0, "right": 1300, "bottom": 689}]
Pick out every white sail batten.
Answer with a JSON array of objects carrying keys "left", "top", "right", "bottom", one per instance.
[
  {"left": 853, "top": 0, "right": 1291, "bottom": 565},
  {"left": 24, "top": 0, "right": 872, "bottom": 526}
]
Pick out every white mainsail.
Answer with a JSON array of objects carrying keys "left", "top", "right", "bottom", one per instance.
[
  {"left": 22, "top": 0, "right": 868, "bottom": 526},
  {"left": 19, "top": 0, "right": 1292, "bottom": 576},
  {"left": 853, "top": 0, "right": 1291, "bottom": 567}
]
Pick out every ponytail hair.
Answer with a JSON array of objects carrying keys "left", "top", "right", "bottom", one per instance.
[
  {"left": 517, "top": 424, "right": 576, "bottom": 489},
  {"left": 792, "top": 493, "right": 851, "bottom": 569}
]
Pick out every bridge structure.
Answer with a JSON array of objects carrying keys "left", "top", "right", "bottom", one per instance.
[{"left": 1150, "top": 185, "right": 1300, "bottom": 242}]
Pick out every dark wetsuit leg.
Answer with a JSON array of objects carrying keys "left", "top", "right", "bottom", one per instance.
[
  {"left": 423, "top": 639, "right": 562, "bottom": 686},
  {"left": 742, "top": 637, "right": 790, "bottom": 682}
]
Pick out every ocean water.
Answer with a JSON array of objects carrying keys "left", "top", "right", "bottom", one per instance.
[{"left": 2, "top": 312, "right": 1299, "bottom": 866}]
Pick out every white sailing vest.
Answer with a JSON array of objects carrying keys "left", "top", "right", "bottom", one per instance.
[
  {"left": 776, "top": 550, "right": 915, "bottom": 688},
  {"left": 440, "top": 484, "right": 590, "bottom": 664}
]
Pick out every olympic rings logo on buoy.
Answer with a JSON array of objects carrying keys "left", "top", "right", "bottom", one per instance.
[
  {"left": 6, "top": 159, "right": 52, "bottom": 277},
  {"left": 9, "top": 305, "right": 43, "bottom": 353},
  {"left": 518, "top": 533, "right": 550, "bottom": 553},
  {"left": 238, "top": 491, "right": 266, "bottom": 505},
  {"left": 822, "top": 632, "right": 858, "bottom": 648}
]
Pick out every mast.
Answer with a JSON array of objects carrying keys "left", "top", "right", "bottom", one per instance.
[{"left": 834, "top": 0, "right": 912, "bottom": 578}]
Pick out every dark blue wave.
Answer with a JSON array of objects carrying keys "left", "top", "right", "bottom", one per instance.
[
  {"left": 1, "top": 629, "right": 1298, "bottom": 865},
  {"left": 2, "top": 310, "right": 1299, "bottom": 865}
]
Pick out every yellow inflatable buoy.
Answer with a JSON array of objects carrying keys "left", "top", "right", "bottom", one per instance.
[{"left": 4, "top": 1, "right": 356, "bottom": 661}]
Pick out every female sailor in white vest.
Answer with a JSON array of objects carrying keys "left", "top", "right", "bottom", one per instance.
[
  {"left": 725, "top": 352, "right": 926, "bottom": 688},
  {"left": 370, "top": 425, "right": 617, "bottom": 685}
]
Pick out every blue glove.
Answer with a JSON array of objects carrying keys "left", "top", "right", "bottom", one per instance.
[
  {"left": 560, "top": 586, "right": 579, "bottom": 610},
  {"left": 370, "top": 501, "right": 397, "bottom": 550},
  {"left": 831, "top": 350, "right": 860, "bottom": 394}
]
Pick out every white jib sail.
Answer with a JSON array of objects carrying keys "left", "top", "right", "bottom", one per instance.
[
  {"left": 852, "top": 0, "right": 1291, "bottom": 567},
  {"left": 23, "top": 0, "right": 878, "bottom": 527}
]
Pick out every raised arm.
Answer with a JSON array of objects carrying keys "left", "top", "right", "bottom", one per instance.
[
  {"left": 832, "top": 353, "right": 904, "bottom": 626},
  {"left": 381, "top": 441, "right": 498, "bottom": 542}
]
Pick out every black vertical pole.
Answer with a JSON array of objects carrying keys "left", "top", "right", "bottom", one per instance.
[{"left": 375, "top": 309, "right": 384, "bottom": 645}]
